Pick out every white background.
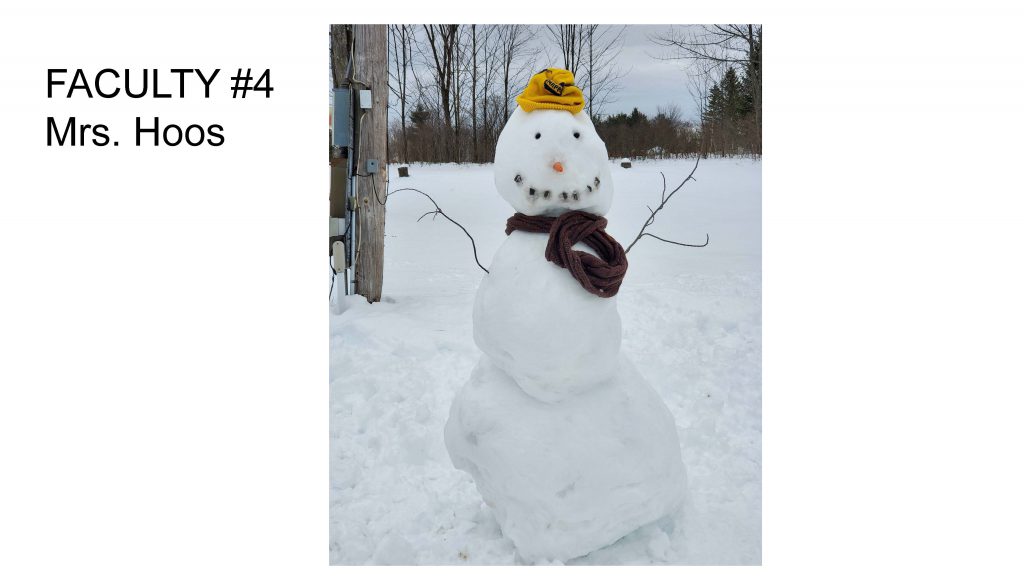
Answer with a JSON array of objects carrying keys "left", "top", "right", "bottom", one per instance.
[{"left": 2, "top": 1, "right": 1023, "bottom": 574}]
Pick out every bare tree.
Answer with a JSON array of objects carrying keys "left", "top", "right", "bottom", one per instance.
[
  {"left": 453, "top": 26, "right": 464, "bottom": 162},
  {"left": 582, "top": 25, "right": 627, "bottom": 120},
  {"left": 469, "top": 25, "right": 479, "bottom": 162},
  {"left": 467, "top": 25, "right": 497, "bottom": 162},
  {"left": 422, "top": 25, "right": 460, "bottom": 161},
  {"left": 546, "top": 25, "right": 586, "bottom": 75},
  {"left": 477, "top": 25, "right": 500, "bottom": 161},
  {"left": 495, "top": 25, "right": 537, "bottom": 125},
  {"left": 685, "top": 58, "right": 718, "bottom": 157},
  {"left": 545, "top": 25, "right": 626, "bottom": 120},
  {"left": 652, "top": 25, "right": 762, "bottom": 154},
  {"left": 653, "top": 25, "right": 761, "bottom": 74},
  {"left": 387, "top": 25, "right": 414, "bottom": 163}
]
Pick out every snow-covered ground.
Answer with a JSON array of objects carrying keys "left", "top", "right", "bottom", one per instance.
[{"left": 329, "top": 158, "right": 761, "bottom": 565}]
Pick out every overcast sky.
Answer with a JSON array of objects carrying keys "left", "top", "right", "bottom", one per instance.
[
  {"left": 528, "top": 25, "right": 698, "bottom": 120},
  {"left": 598, "top": 25, "right": 696, "bottom": 119}
]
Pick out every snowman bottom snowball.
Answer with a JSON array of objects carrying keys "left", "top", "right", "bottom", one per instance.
[{"left": 444, "top": 356, "right": 686, "bottom": 563}]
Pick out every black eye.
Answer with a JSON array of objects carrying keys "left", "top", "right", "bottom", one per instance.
[
  {"left": 514, "top": 174, "right": 522, "bottom": 184},
  {"left": 573, "top": 131, "right": 580, "bottom": 139},
  {"left": 535, "top": 133, "right": 541, "bottom": 139}
]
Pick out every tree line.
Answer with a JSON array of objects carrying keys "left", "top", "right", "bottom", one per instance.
[
  {"left": 356, "top": 24, "right": 762, "bottom": 164},
  {"left": 656, "top": 24, "right": 762, "bottom": 157}
]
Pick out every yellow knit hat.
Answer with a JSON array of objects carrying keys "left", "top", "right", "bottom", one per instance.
[{"left": 515, "top": 68, "right": 585, "bottom": 114}]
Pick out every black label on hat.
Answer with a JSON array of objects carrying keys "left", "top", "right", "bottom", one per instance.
[{"left": 543, "top": 79, "right": 564, "bottom": 96}]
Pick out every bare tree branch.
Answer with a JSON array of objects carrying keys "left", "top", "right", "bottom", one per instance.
[
  {"left": 624, "top": 159, "right": 708, "bottom": 254},
  {"left": 636, "top": 232, "right": 709, "bottom": 248},
  {"left": 388, "top": 186, "right": 489, "bottom": 274}
]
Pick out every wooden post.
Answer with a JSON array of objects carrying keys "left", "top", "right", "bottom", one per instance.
[{"left": 353, "top": 25, "right": 388, "bottom": 303}]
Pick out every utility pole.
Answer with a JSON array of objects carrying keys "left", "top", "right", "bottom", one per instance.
[{"left": 352, "top": 25, "right": 388, "bottom": 302}]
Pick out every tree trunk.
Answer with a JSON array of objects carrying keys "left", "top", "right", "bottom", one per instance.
[
  {"left": 587, "top": 27, "right": 593, "bottom": 120},
  {"left": 453, "top": 31, "right": 461, "bottom": 163},
  {"left": 471, "top": 25, "right": 478, "bottom": 163},
  {"left": 400, "top": 26, "right": 410, "bottom": 164},
  {"left": 353, "top": 25, "right": 388, "bottom": 303},
  {"left": 503, "top": 63, "right": 510, "bottom": 125}
]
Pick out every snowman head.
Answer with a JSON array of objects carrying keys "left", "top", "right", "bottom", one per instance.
[{"left": 494, "top": 69, "right": 613, "bottom": 217}]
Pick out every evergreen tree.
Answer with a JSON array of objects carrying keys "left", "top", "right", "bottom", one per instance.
[
  {"left": 741, "top": 41, "right": 759, "bottom": 117},
  {"left": 627, "top": 107, "right": 645, "bottom": 127},
  {"left": 410, "top": 102, "right": 430, "bottom": 126},
  {"left": 700, "top": 65, "right": 759, "bottom": 156},
  {"left": 720, "top": 68, "right": 743, "bottom": 121},
  {"left": 705, "top": 83, "right": 724, "bottom": 124}
]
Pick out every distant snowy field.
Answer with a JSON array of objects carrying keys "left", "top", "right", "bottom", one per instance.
[{"left": 329, "top": 158, "right": 761, "bottom": 565}]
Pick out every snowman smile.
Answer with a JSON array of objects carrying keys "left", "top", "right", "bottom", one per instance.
[{"left": 515, "top": 172, "right": 602, "bottom": 209}]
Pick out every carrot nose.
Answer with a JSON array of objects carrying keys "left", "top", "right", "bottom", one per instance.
[{"left": 553, "top": 162, "right": 564, "bottom": 173}]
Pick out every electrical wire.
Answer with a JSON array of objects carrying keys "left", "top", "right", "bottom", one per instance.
[{"left": 329, "top": 262, "right": 337, "bottom": 301}]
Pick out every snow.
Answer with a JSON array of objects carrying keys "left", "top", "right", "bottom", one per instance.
[{"left": 330, "top": 156, "right": 761, "bottom": 565}]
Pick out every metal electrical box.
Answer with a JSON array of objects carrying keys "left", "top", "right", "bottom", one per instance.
[
  {"left": 329, "top": 217, "right": 345, "bottom": 237},
  {"left": 331, "top": 241, "right": 346, "bottom": 273},
  {"left": 332, "top": 88, "right": 351, "bottom": 148},
  {"left": 358, "top": 89, "right": 372, "bottom": 109}
]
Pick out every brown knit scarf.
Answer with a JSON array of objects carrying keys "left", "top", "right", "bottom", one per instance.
[{"left": 505, "top": 210, "right": 628, "bottom": 298}]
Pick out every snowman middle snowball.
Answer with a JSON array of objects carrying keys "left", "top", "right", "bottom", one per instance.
[{"left": 474, "top": 106, "right": 620, "bottom": 403}]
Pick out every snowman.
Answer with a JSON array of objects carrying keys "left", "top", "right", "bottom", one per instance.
[{"left": 445, "top": 69, "right": 686, "bottom": 563}]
